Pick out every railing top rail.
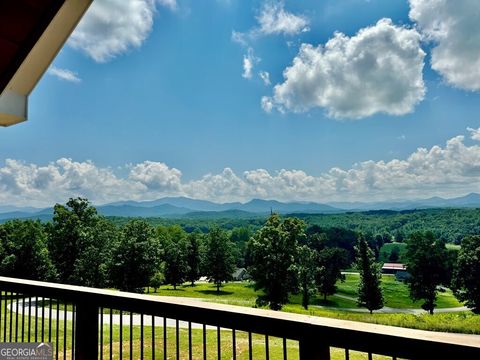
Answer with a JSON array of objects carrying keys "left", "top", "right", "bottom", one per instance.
[{"left": 1, "top": 276, "right": 479, "bottom": 358}]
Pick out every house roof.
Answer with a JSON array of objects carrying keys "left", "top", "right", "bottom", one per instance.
[
  {"left": 0, "top": 0, "right": 93, "bottom": 126},
  {"left": 382, "top": 263, "right": 407, "bottom": 271}
]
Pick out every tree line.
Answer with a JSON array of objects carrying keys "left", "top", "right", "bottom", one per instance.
[
  {"left": 0, "top": 198, "right": 236, "bottom": 294},
  {"left": 1, "top": 198, "right": 479, "bottom": 314}
]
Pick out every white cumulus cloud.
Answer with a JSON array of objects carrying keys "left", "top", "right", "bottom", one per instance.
[
  {"left": 128, "top": 161, "right": 182, "bottom": 191},
  {"left": 259, "top": 71, "right": 271, "bottom": 86},
  {"left": 263, "top": 19, "right": 426, "bottom": 119},
  {"left": 69, "top": 0, "right": 175, "bottom": 62},
  {"left": 47, "top": 66, "right": 81, "bottom": 83},
  {"left": 232, "top": 1, "right": 309, "bottom": 48},
  {"left": 256, "top": 1, "right": 309, "bottom": 36},
  {"left": 2, "top": 130, "right": 480, "bottom": 206},
  {"left": 467, "top": 127, "right": 480, "bottom": 141},
  {"left": 409, "top": 0, "right": 480, "bottom": 91},
  {"left": 242, "top": 48, "right": 259, "bottom": 79}
]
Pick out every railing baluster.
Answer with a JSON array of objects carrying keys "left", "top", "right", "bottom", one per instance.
[
  {"left": 265, "top": 335, "right": 270, "bottom": 360},
  {"left": 63, "top": 300, "right": 67, "bottom": 360},
  {"left": 140, "top": 313, "right": 144, "bottom": 359},
  {"left": 100, "top": 308, "right": 104, "bottom": 360},
  {"left": 110, "top": 308, "right": 114, "bottom": 360},
  {"left": 188, "top": 321, "right": 192, "bottom": 360},
  {"left": 63, "top": 301, "right": 67, "bottom": 360},
  {"left": 152, "top": 315, "right": 155, "bottom": 360},
  {"left": 283, "top": 338, "right": 287, "bottom": 360},
  {"left": 130, "top": 311, "right": 133, "bottom": 360},
  {"left": 232, "top": 329, "right": 236, "bottom": 360},
  {"left": 15, "top": 292, "right": 19, "bottom": 341},
  {"left": 55, "top": 299, "right": 59, "bottom": 360},
  {"left": 163, "top": 316, "right": 167, "bottom": 360},
  {"left": 21, "top": 295, "right": 25, "bottom": 343},
  {"left": 248, "top": 332, "right": 252, "bottom": 360},
  {"left": 0, "top": 291, "right": 2, "bottom": 342},
  {"left": 34, "top": 295, "right": 38, "bottom": 342},
  {"left": 120, "top": 310, "right": 123, "bottom": 360},
  {"left": 345, "top": 348, "right": 350, "bottom": 360},
  {"left": 9, "top": 292, "right": 13, "bottom": 342},
  {"left": 368, "top": 352, "right": 373, "bottom": 360},
  {"left": 176, "top": 319, "right": 180, "bottom": 360},
  {"left": 203, "top": 323, "right": 207, "bottom": 360},
  {"left": 41, "top": 296, "right": 45, "bottom": 342},
  {"left": 0, "top": 291, "right": 5, "bottom": 339},
  {"left": 72, "top": 304, "right": 76, "bottom": 360},
  {"left": 48, "top": 298, "right": 52, "bottom": 343},
  {"left": 217, "top": 326, "right": 221, "bottom": 360}
]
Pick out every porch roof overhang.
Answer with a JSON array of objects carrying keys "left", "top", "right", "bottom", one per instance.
[{"left": 0, "top": 0, "right": 93, "bottom": 126}]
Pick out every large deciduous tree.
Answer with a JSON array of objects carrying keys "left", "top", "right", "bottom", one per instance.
[
  {"left": 159, "top": 225, "right": 188, "bottom": 290},
  {"left": 203, "top": 227, "right": 236, "bottom": 293},
  {"left": 110, "top": 219, "right": 161, "bottom": 293},
  {"left": 356, "top": 234, "right": 384, "bottom": 314},
  {"left": 248, "top": 214, "right": 305, "bottom": 310},
  {"left": 316, "top": 247, "right": 348, "bottom": 300},
  {"left": 0, "top": 220, "right": 56, "bottom": 281},
  {"left": 296, "top": 245, "right": 316, "bottom": 309},
  {"left": 452, "top": 235, "right": 480, "bottom": 313},
  {"left": 47, "top": 198, "right": 114, "bottom": 286},
  {"left": 405, "top": 231, "right": 447, "bottom": 314}
]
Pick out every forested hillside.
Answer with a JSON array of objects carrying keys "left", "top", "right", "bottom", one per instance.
[{"left": 109, "top": 208, "right": 480, "bottom": 244}]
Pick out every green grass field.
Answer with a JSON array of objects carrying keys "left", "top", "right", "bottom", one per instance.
[
  {"left": 150, "top": 274, "right": 462, "bottom": 310},
  {"left": 145, "top": 276, "right": 480, "bottom": 335}
]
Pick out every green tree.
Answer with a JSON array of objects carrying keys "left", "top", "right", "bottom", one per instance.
[
  {"left": 316, "top": 247, "right": 348, "bottom": 300},
  {"left": 0, "top": 220, "right": 56, "bottom": 281},
  {"left": 47, "top": 198, "right": 113, "bottom": 286},
  {"left": 203, "top": 227, "right": 236, "bottom": 293},
  {"left": 159, "top": 226, "right": 188, "bottom": 290},
  {"left": 405, "top": 231, "right": 447, "bottom": 314},
  {"left": 248, "top": 215, "right": 304, "bottom": 310},
  {"left": 71, "top": 217, "right": 118, "bottom": 288},
  {"left": 388, "top": 246, "right": 400, "bottom": 262},
  {"left": 296, "top": 245, "right": 316, "bottom": 309},
  {"left": 452, "top": 235, "right": 480, "bottom": 313},
  {"left": 230, "top": 226, "right": 252, "bottom": 267},
  {"left": 110, "top": 219, "right": 161, "bottom": 293},
  {"left": 356, "top": 234, "right": 384, "bottom": 314},
  {"left": 150, "top": 272, "right": 165, "bottom": 293},
  {"left": 185, "top": 232, "right": 202, "bottom": 286}
]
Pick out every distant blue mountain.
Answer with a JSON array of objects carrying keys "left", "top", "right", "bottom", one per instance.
[
  {"left": 1, "top": 193, "right": 480, "bottom": 222},
  {"left": 96, "top": 204, "right": 192, "bottom": 217}
]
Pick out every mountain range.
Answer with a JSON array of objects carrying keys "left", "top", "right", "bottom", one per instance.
[{"left": 1, "top": 193, "right": 480, "bottom": 222}]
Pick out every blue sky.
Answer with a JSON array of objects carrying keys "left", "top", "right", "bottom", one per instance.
[{"left": 1, "top": 0, "right": 480, "bottom": 206}]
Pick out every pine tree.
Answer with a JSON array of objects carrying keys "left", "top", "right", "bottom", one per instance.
[
  {"left": 186, "top": 232, "right": 202, "bottom": 286},
  {"left": 356, "top": 234, "right": 384, "bottom": 314}
]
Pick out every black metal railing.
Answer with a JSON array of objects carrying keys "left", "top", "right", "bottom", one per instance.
[{"left": 0, "top": 276, "right": 479, "bottom": 359}]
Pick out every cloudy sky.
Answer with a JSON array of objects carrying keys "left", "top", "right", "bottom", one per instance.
[{"left": 1, "top": 0, "right": 480, "bottom": 207}]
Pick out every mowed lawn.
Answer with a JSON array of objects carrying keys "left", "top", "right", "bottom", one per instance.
[
  {"left": 335, "top": 273, "right": 463, "bottom": 309},
  {"left": 150, "top": 273, "right": 462, "bottom": 310},
  {"left": 148, "top": 276, "right": 480, "bottom": 335}
]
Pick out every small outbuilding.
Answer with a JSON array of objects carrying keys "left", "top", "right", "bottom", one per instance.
[
  {"left": 382, "top": 263, "right": 410, "bottom": 281},
  {"left": 232, "top": 268, "right": 250, "bottom": 281}
]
